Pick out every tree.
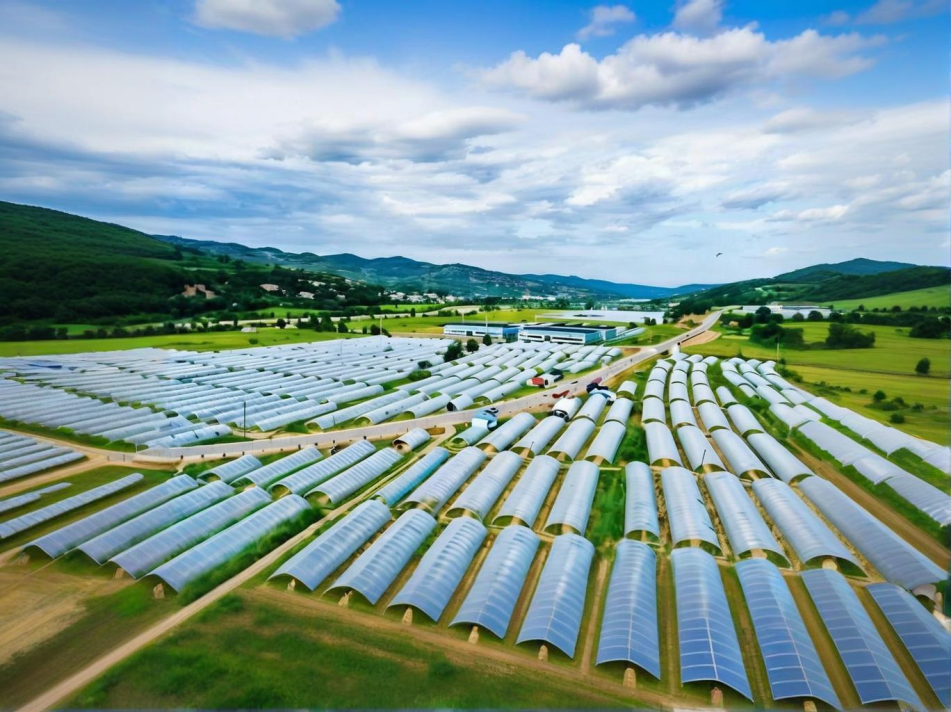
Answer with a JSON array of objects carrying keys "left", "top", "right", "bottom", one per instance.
[
  {"left": 410, "top": 307, "right": 416, "bottom": 317},
  {"left": 909, "top": 318, "right": 947, "bottom": 339},
  {"left": 466, "top": 338, "right": 479, "bottom": 353},
  {"left": 443, "top": 341, "right": 464, "bottom": 362},
  {"left": 482, "top": 333, "right": 493, "bottom": 346},
  {"left": 790, "top": 312, "right": 805, "bottom": 322},
  {"left": 807, "top": 310, "right": 824, "bottom": 322},
  {"left": 889, "top": 413, "right": 905, "bottom": 424},
  {"left": 275, "top": 318, "right": 286, "bottom": 329},
  {"left": 826, "top": 322, "right": 875, "bottom": 349},
  {"left": 337, "top": 320, "right": 348, "bottom": 333},
  {"left": 754, "top": 306, "right": 772, "bottom": 324},
  {"left": 873, "top": 390, "right": 887, "bottom": 402},
  {"left": 915, "top": 357, "right": 931, "bottom": 375},
  {"left": 370, "top": 324, "right": 381, "bottom": 336}
]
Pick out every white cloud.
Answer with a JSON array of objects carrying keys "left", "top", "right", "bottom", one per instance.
[
  {"left": 720, "top": 182, "right": 798, "bottom": 209},
  {"left": 856, "top": 0, "right": 946, "bottom": 24},
  {"left": 578, "top": 5, "right": 636, "bottom": 40},
  {"left": 271, "top": 107, "right": 526, "bottom": 163},
  {"left": 825, "top": 0, "right": 947, "bottom": 26},
  {"left": 763, "top": 107, "right": 867, "bottom": 133},
  {"left": 823, "top": 10, "right": 852, "bottom": 26},
  {"left": 672, "top": 0, "right": 723, "bottom": 35},
  {"left": 482, "top": 26, "right": 885, "bottom": 110},
  {"left": 193, "top": 0, "right": 340, "bottom": 38},
  {"left": 0, "top": 33, "right": 946, "bottom": 282}
]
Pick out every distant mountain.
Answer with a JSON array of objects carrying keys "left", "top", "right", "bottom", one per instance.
[
  {"left": 156, "top": 234, "right": 717, "bottom": 299},
  {"left": 671, "top": 259, "right": 948, "bottom": 309},
  {"left": 776, "top": 258, "right": 919, "bottom": 282}
]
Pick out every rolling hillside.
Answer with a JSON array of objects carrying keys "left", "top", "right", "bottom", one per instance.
[
  {"left": 775, "top": 257, "right": 919, "bottom": 281},
  {"left": 0, "top": 202, "right": 380, "bottom": 325},
  {"left": 155, "top": 234, "right": 717, "bottom": 299},
  {"left": 0, "top": 201, "right": 187, "bottom": 323},
  {"left": 673, "top": 258, "right": 949, "bottom": 311}
]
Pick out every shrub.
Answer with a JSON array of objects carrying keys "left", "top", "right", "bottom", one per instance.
[
  {"left": 407, "top": 369, "right": 431, "bottom": 382},
  {"left": 826, "top": 322, "right": 875, "bottom": 349},
  {"left": 872, "top": 390, "right": 887, "bottom": 402},
  {"left": 443, "top": 341, "right": 464, "bottom": 362},
  {"left": 909, "top": 319, "right": 947, "bottom": 339},
  {"left": 915, "top": 357, "right": 931, "bottom": 375},
  {"left": 890, "top": 413, "right": 905, "bottom": 424}
]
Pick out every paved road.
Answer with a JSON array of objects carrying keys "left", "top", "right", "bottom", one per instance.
[{"left": 137, "top": 312, "right": 721, "bottom": 464}]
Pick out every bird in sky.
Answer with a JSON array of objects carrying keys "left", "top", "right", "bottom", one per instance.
[{"left": 716, "top": 252, "right": 723, "bottom": 257}]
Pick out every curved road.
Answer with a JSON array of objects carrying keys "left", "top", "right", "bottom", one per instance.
[{"left": 137, "top": 312, "right": 721, "bottom": 464}]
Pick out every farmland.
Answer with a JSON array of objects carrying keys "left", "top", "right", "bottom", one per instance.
[
  {"left": 0, "top": 328, "right": 364, "bottom": 358},
  {"left": 0, "top": 324, "right": 947, "bottom": 712},
  {"left": 820, "top": 286, "right": 950, "bottom": 312},
  {"left": 683, "top": 321, "right": 950, "bottom": 444}
]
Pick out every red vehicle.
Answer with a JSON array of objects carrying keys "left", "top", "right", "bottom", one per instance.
[{"left": 552, "top": 390, "right": 570, "bottom": 399}]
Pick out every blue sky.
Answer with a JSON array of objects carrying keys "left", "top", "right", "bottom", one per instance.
[{"left": 0, "top": 0, "right": 947, "bottom": 285}]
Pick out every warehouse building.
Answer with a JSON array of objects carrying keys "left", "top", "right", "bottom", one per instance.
[
  {"left": 519, "top": 323, "right": 619, "bottom": 345},
  {"left": 442, "top": 322, "right": 521, "bottom": 341}
]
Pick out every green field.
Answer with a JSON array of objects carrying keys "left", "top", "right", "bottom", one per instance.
[
  {"left": 794, "top": 365, "right": 949, "bottom": 443},
  {"left": 69, "top": 592, "right": 633, "bottom": 709},
  {"left": 0, "top": 328, "right": 365, "bottom": 357},
  {"left": 691, "top": 322, "right": 950, "bottom": 378},
  {"left": 687, "top": 321, "right": 950, "bottom": 444},
  {"left": 820, "top": 286, "right": 950, "bottom": 311}
]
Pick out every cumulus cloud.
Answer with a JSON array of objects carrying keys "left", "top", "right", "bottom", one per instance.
[
  {"left": 672, "top": 0, "right": 723, "bottom": 35},
  {"left": 193, "top": 0, "right": 340, "bottom": 38},
  {"left": 577, "top": 5, "right": 636, "bottom": 40},
  {"left": 0, "top": 31, "right": 946, "bottom": 281},
  {"left": 482, "top": 27, "right": 885, "bottom": 110}
]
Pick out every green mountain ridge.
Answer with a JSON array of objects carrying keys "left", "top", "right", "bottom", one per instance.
[
  {"left": 775, "top": 257, "right": 919, "bottom": 282},
  {"left": 154, "top": 234, "right": 717, "bottom": 299},
  {"left": 0, "top": 200, "right": 944, "bottom": 329}
]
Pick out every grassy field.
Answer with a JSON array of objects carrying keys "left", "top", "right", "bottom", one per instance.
[
  {"left": 687, "top": 321, "right": 950, "bottom": 444},
  {"left": 820, "top": 285, "right": 950, "bottom": 311},
  {"left": 0, "top": 328, "right": 365, "bottom": 357},
  {"left": 689, "top": 322, "right": 950, "bottom": 377},
  {"left": 0, "top": 578, "right": 173, "bottom": 708},
  {"left": 794, "top": 365, "right": 949, "bottom": 443},
  {"left": 69, "top": 592, "right": 635, "bottom": 709}
]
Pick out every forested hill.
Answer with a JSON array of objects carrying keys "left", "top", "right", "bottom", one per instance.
[
  {"left": 0, "top": 201, "right": 187, "bottom": 322},
  {"left": 0, "top": 201, "right": 382, "bottom": 325},
  {"left": 156, "top": 234, "right": 718, "bottom": 299},
  {"left": 671, "top": 259, "right": 949, "bottom": 313},
  {"left": 775, "top": 257, "right": 918, "bottom": 281}
]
